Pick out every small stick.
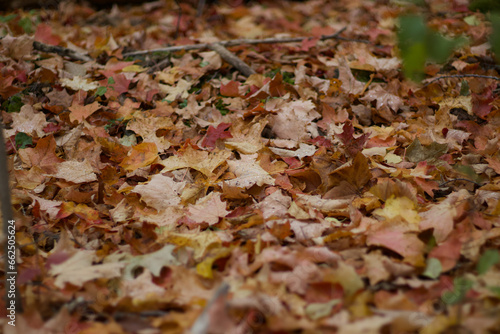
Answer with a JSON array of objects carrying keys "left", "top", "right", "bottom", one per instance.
[
  {"left": 423, "top": 74, "right": 500, "bottom": 87},
  {"left": 439, "top": 178, "right": 483, "bottom": 188},
  {"left": 123, "top": 27, "right": 349, "bottom": 57},
  {"left": 209, "top": 42, "right": 256, "bottom": 77},
  {"left": 33, "top": 41, "right": 92, "bottom": 62}
]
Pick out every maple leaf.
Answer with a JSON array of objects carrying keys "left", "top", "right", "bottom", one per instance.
[
  {"left": 225, "top": 118, "right": 267, "bottom": 154},
  {"left": 120, "top": 142, "right": 158, "bottom": 171},
  {"left": 367, "top": 222, "right": 425, "bottom": 266},
  {"left": 49, "top": 250, "right": 125, "bottom": 288},
  {"left": 258, "top": 190, "right": 291, "bottom": 219},
  {"left": 270, "top": 100, "right": 320, "bottom": 141},
  {"left": 123, "top": 244, "right": 181, "bottom": 279},
  {"left": 372, "top": 196, "right": 421, "bottom": 226},
  {"left": 121, "top": 269, "right": 165, "bottom": 301},
  {"left": 329, "top": 152, "right": 372, "bottom": 191},
  {"left": 338, "top": 57, "right": 365, "bottom": 95},
  {"left": 224, "top": 154, "right": 275, "bottom": 189},
  {"left": 7, "top": 105, "right": 48, "bottom": 139},
  {"left": 56, "top": 202, "right": 102, "bottom": 225},
  {"left": 68, "top": 101, "right": 101, "bottom": 123},
  {"left": 126, "top": 114, "right": 173, "bottom": 151},
  {"left": 337, "top": 121, "right": 369, "bottom": 157},
  {"left": 269, "top": 143, "right": 317, "bottom": 159},
  {"left": 360, "top": 84, "right": 403, "bottom": 112},
  {"left": 18, "top": 135, "right": 63, "bottom": 174},
  {"left": 201, "top": 122, "right": 232, "bottom": 149},
  {"left": 61, "top": 76, "right": 99, "bottom": 91},
  {"left": 50, "top": 159, "right": 97, "bottom": 183},
  {"left": 161, "top": 145, "right": 230, "bottom": 177},
  {"left": 159, "top": 79, "right": 192, "bottom": 101},
  {"left": 132, "top": 174, "right": 186, "bottom": 211},
  {"left": 187, "top": 192, "right": 230, "bottom": 225},
  {"left": 157, "top": 230, "right": 222, "bottom": 261},
  {"left": 419, "top": 190, "right": 470, "bottom": 243}
]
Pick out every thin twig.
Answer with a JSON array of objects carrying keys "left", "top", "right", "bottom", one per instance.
[
  {"left": 33, "top": 41, "right": 92, "bottom": 62},
  {"left": 209, "top": 42, "right": 256, "bottom": 77},
  {"left": 147, "top": 57, "right": 172, "bottom": 74},
  {"left": 439, "top": 178, "right": 483, "bottom": 188},
  {"left": 123, "top": 27, "right": 351, "bottom": 57},
  {"left": 423, "top": 74, "right": 500, "bottom": 87}
]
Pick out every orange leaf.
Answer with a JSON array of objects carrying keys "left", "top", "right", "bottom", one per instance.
[
  {"left": 69, "top": 101, "right": 101, "bottom": 123},
  {"left": 120, "top": 142, "right": 158, "bottom": 171},
  {"left": 57, "top": 202, "right": 101, "bottom": 225}
]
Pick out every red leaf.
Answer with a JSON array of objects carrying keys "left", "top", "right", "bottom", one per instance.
[
  {"left": 472, "top": 86, "right": 494, "bottom": 119},
  {"left": 202, "top": 123, "right": 232, "bottom": 148},
  {"left": 337, "top": 121, "right": 369, "bottom": 157},
  {"left": 220, "top": 81, "right": 240, "bottom": 97},
  {"left": 34, "top": 23, "right": 61, "bottom": 46}
]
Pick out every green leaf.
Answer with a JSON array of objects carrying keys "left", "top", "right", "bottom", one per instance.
[
  {"left": 2, "top": 95, "right": 23, "bottom": 113},
  {"left": 215, "top": 99, "right": 230, "bottom": 116},
  {"left": 18, "top": 17, "right": 33, "bottom": 34},
  {"left": 95, "top": 86, "right": 107, "bottom": 96},
  {"left": 0, "top": 14, "right": 17, "bottom": 23},
  {"left": 469, "top": 0, "right": 500, "bottom": 13},
  {"left": 282, "top": 71, "right": 295, "bottom": 85},
  {"left": 464, "top": 15, "right": 481, "bottom": 26},
  {"left": 178, "top": 99, "right": 188, "bottom": 109},
  {"left": 15, "top": 132, "right": 32, "bottom": 149},
  {"left": 423, "top": 258, "right": 442, "bottom": 279},
  {"left": 406, "top": 138, "right": 448, "bottom": 163},
  {"left": 427, "top": 33, "right": 467, "bottom": 63},
  {"left": 398, "top": 16, "right": 428, "bottom": 81},
  {"left": 477, "top": 249, "right": 500, "bottom": 275},
  {"left": 398, "top": 15, "right": 467, "bottom": 81},
  {"left": 199, "top": 61, "right": 209, "bottom": 67},
  {"left": 460, "top": 80, "right": 470, "bottom": 96},
  {"left": 490, "top": 13, "right": 500, "bottom": 63},
  {"left": 441, "top": 277, "right": 473, "bottom": 305},
  {"left": 107, "top": 77, "right": 115, "bottom": 85},
  {"left": 489, "top": 286, "right": 500, "bottom": 296}
]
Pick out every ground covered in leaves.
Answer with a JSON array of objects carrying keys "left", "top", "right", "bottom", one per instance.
[{"left": 1, "top": 0, "right": 500, "bottom": 333}]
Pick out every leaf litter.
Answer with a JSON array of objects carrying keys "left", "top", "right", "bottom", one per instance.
[{"left": 2, "top": 0, "right": 500, "bottom": 333}]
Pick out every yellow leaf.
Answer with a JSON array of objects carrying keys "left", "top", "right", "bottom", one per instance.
[{"left": 373, "top": 196, "right": 420, "bottom": 225}]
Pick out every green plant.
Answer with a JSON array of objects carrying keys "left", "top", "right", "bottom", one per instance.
[{"left": 398, "top": 15, "right": 467, "bottom": 81}]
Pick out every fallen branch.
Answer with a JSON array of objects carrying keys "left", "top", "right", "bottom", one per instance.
[
  {"left": 33, "top": 41, "right": 92, "bottom": 62},
  {"left": 423, "top": 74, "right": 500, "bottom": 87},
  {"left": 209, "top": 42, "right": 256, "bottom": 77},
  {"left": 123, "top": 27, "right": 352, "bottom": 57}
]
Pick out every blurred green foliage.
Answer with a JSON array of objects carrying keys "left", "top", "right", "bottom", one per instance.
[
  {"left": 398, "top": 15, "right": 467, "bottom": 81},
  {"left": 491, "top": 13, "right": 500, "bottom": 63}
]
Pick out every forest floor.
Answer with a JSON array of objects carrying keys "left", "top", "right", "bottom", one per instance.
[{"left": 1, "top": 0, "right": 500, "bottom": 333}]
